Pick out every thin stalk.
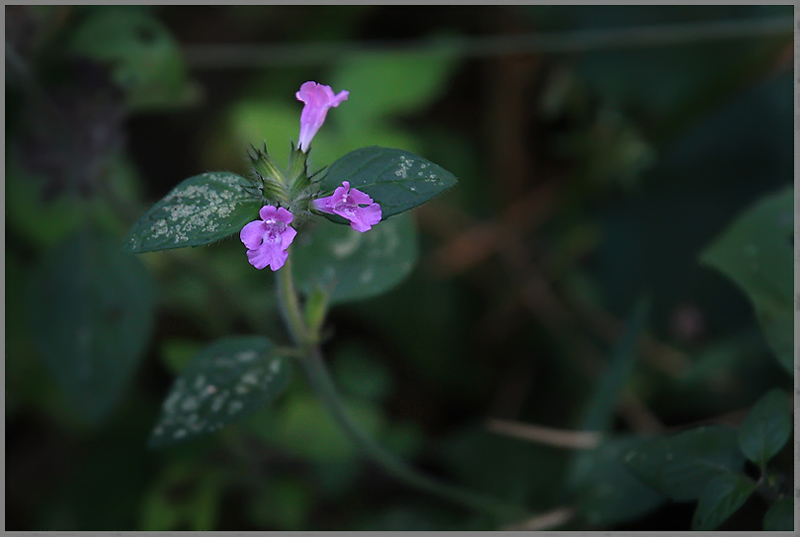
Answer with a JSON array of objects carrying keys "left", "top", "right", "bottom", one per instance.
[
  {"left": 300, "top": 346, "right": 527, "bottom": 521},
  {"left": 274, "top": 259, "right": 527, "bottom": 520},
  {"left": 276, "top": 254, "right": 308, "bottom": 345}
]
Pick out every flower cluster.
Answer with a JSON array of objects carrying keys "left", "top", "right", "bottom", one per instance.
[{"left": 241, "top": 81, "right": 382, "bottom": 271}]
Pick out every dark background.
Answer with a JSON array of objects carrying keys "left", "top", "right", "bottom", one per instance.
[{"left": 6, "top": 5, "right": 794, "bottom": 530}]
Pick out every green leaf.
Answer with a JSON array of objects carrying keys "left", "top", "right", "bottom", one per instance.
[
  {"left": 123, "top": 172, "right": 262, "bottom": 253},
  {"left": 67, "top": 7, "right": 198, "bottom": 110},
  {"left": 691, "top": 473, "right": 756, "bottom": 530},
  {"left": 140, "top": 459, "right": 228, "bottom": 531},
  {"left": 764, "top": 497, "right": 794, "bottom": 531},
  {"left": 148, "top": 336, "right": 292, "bottom": 449},
  {"left": 317, "top": 146, "right": 458, "bottom": 219},
  {"left": 569, "top": 436, "right": 666, "bottom": 527},
  {"left": 624, "top": 425, "right": 746, "bottom": 501},
  {"left": 737, "top": 388, "right": 792, "bottom": 470},
  {"left": 332, "top": 341, "right": 394, "bottom": 402},
  {"left": 331, "top": 48, "right": 460, "bottom": 129},
  {"left": 293, "top": 211, "right": 418, "bottom": 303},
  {"left": 700, "top": 186, "right": 793, "bottom": 373},
  {"left": 246, "top": 477, "right": 312, "bottom": 530},
  {"left": 266, "top": 392, "right": 386, "bottom": 463},
  {"left": 578, "top": 297, "right": 650, "bottom": 432},
  {"left": 26, "top": 230, "right": 156, "bottom": 424}
]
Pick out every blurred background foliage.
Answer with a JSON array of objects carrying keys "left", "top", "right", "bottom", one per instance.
[{"left": 5, "top": 5, "right": 794, "bottom": 531}]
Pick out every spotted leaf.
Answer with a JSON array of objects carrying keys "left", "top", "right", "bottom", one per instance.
[
  {"left": 149, "top": 336, "right": 291, "bottom": 449},
  {"left": 124, "top": 172, "right": 263, "bottom": 253},
  {"left": 317, "top": 146, "right": 457, "bottom": 219},
  {"left": 292, "top": 211, "right": 418, "bottom": 304}
]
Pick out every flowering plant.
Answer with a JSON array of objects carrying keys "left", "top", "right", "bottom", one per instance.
[{"left": 120, "top": 82, "right": 528, "bottom": 518}]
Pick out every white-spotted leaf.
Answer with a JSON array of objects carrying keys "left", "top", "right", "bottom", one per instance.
[
  {"left": 149, "top": 336, "right": 291, "bottom": 449},
  {"left": 292, "top": 211, "right": 418, "bottom": 304},
  {"left": 124, "top": 172, "right": 263, "bottom": 253},
  {"left": 317, "top": 146, "right": 457, "bottom": 219}
]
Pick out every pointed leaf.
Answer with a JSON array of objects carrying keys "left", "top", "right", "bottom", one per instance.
[
  {"left": 691, "top": 473, "right": 756, "bottom": 530},
  {"left": 149, "top": 336, "right": 291, "bottom": 449},
  {"left": 317, "top": 146, "right": 457, "bottom": 219},
  {"left": 764, "top": 497, "right": 794, "bottom": 531},
  {"left": 624, "top": 425, "right": 746, "bottom": 501},
  {"left": 578, "top": 297, "right": 650, "bottom": 432},
  {"left": 26, "top": 230, "right": 156, "bottom": 424},
  {"left": 67, "top": 7, "right": 197, "bottom": 110},
  {"left": 293, "top": 212, "right": 418, "bottom": 303},
  {"left": 569, "top": 436, "right": 666, "bottom": 527},
  {"left": 738, "top": 388, "right": 792, "bottom": 470},
  {"left": 124, "top": 172, "right": 263, "bottom": 253},
  {"left": 700, "top": 186, "right": 793, "bottom": 373}
]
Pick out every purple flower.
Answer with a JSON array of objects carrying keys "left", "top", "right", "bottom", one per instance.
[
  {"left": 296, "top": 81, "right": 349, "bottom": 152},
  {"left": 313, "top": 181, "right": 382, "bottom": 233},
  {"left": 240, "top": 206, "right": 297, "bottom": 271}
]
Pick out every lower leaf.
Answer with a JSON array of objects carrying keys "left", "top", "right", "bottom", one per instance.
[{"left": 691, "top": 473, "right": 756, "bottom": 530}]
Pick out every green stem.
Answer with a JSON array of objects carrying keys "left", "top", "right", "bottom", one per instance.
[
  {"left": 274, "top": 258, "right": 528, "bottom": 521},
  {"left": 300, "top": 347, "right": 527, "bottom": 520},
  {"left": 276, "top": 254, "right": 308, "bottom": 345}
]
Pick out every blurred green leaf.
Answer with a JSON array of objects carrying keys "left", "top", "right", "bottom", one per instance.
[
  {"left": 578, "top": 297, "right": 650, "bottom": 432},
  {"left": 691, "top": 473, "right": 756, "bottom": 530},
  {"left": 123, "top": 172, "right": 262, "bottom": 253},
  {"left": 624, "top": 425, "right": 746, "bottom": 501},
  {"left": 318, "top": 146, "right": 458, "bottom": 219},
  {"left": 160, "top": 339, "right": 204, "bottom": 375},
  {"left": 149, "top": 336, "right": 292, "bottom": 449},
  {"left": 332, "top": 341, "right": 394, "bottom": 402},
  {"left": 26, "top": 230, "right": 156, "bottom": 425},
  {"left": 569, "top": 436, "right": 666, "bottom": 527},
  {"left": 67, "top": 7, "right": 198, "bottom": 110},
  {"left": 331, "top": 48, "right": 460, "bottom": 129},
  {"left": 263, "top": 391, "right": 386, "bottom": 463},
  {"left": 140, "top": 459, "right": 226, "bottom": 531},
  {"left": 763, "top": 497, "right": 794, "bottom": 531},
  {"left": 6, "top": 168, "right": 85, "bottom": 247},
  {"left": 700, "top": 186, "right": 793, "bottom": 373},
  {"left": 737, "top": 388, "right": 791, "bottom": 470},
  {"left": 293, "top": 211, "right": 418, "bottom": 303},
  {"left": 246, "top": 477, "right": 312, "bottom": 530}
]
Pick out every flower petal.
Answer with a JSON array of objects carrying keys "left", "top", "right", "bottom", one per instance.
[
  {"left": 280, "top": 225, "right": 298, "bottom": 249},
  {"left": 259, "top": 205, "right": 279, "bottom": 221},
  {"left": 240, "top": 220, "right": 266, "bottom": 250},
  {"left": 348, "top": 188, "right": 374, "bottom": 206},
  {"left": 296, "top": 81, "right": 349, "bottom": 152},
  {"left": 275, "top": 207, "right": 294, "bottom": 224}
]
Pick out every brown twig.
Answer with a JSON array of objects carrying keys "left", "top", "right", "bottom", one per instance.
[
  {"left": 502, "top": 505, "right": 575, "bottom": 531},
  {"left": 486, "top": 418, "right": 602, "bottom": 450}
]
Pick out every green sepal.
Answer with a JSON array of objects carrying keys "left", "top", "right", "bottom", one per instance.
[
  {"left": 287, "top": 143, "right": 311, "bottom": 199},
  {"left": 248, "top": 144, "right": 289, "bottom": 205}
]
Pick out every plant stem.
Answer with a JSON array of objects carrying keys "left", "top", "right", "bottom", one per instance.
[
  {"left": 300, "top": 346, "right": 526, "bottom": 521},
  {"left": 276, "top": 255, "right": 308, "bottom": 345},
  {"left": 274, "top": 256, "right": 528, "bottom": 521}
]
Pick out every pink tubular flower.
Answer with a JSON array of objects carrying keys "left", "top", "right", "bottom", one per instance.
[
  {"left": 313, "top": 181, "right": 382, "bottom": 233},
  {"left": 296, "top": 81, "right": 349, "bottom": 152},
  {"left": 240, "top": 206, "right": 297, "bottom": 271}
]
